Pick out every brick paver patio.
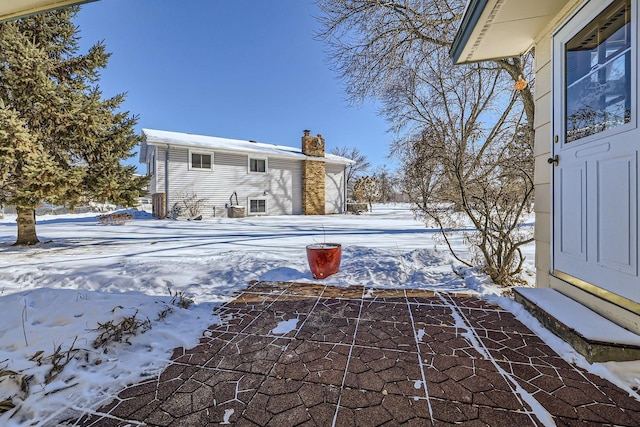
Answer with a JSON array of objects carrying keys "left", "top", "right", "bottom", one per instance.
[{"left": 73, "top": 281, "right": 640, "bottom": 426}]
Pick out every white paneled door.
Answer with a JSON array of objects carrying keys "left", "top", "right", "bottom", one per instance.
[{"left": 553, "top": 0, "right": 640, "bottom": 302}]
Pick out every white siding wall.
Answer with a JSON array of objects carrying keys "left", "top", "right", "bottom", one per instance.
[
  {"left": 155, "top": 146, "right": 301, "bottom": 217},
  {"left": 268, "top": 158, "right": 302, "bottom": 215},
  {"left": 165, "top": 146, "right": 192, "bottom": 215},
  {"left": 533, "top": 33, "right": 553, "bottom": 289},
  {"left": 325, "top": 163, "right": 346, "bottom": 214},
  {"left": 533, "top": 0, "right": 584, "bottom": 288},
  {"left": 146, "top": 146, "right": 158, "bottom": 195},
  {"left": 152, "top": 146, "right": 168, "bottom": 197}
]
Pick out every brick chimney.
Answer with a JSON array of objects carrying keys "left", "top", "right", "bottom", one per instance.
[
  {"left": 301, "top": 130, "right": 326, "bottom": 215},
  {"left": 301, "top": 129, "right": 325, "bottom": 157}
]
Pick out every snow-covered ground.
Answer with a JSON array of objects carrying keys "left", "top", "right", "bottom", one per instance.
[{"left": 0, "top": 204, "right": 637, "bottom": 425}]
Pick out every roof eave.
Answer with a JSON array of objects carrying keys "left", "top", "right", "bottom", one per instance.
[
  {"left": 450, "top": 0, "right": 571, "bottom": 65},
  {"left": 0, "top": 0, "right": 97, "bottom": 23},
  {"left": 143, "top": 138, "right": 301, "bottom": 160},
  {"left": 142, "top": 136, "right": 354, "bottom": 165},
  {"left": 450, "top": 0, "right": 490, "bottom": 64}
]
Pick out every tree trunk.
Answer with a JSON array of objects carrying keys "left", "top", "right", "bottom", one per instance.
[{"left": 15, "top": 207, "right": 39, "bottom": 246}]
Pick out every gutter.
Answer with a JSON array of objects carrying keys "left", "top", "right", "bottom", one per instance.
[
  {"left": 449, "top": 0, "right": 488, "bottom": 64},
  {"left": 343, "top": 166, "right": 348, "bottom": 213},
  {"left": 145, "top": 139, "right": 355, "bottom": 166},
  {"left": 165, "top": 145, "right": 170, "bottom": 218}
]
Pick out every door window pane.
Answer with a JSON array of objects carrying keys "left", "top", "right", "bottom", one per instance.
[{"left": 565, "top": 0, "right": 631, "bottom": 143}]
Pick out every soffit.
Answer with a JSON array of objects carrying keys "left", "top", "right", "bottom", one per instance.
[
  {"left": 0, "top": 1, "right": 95, "bottom": 22},
  {"left": 451, "top": 0, "right": 571, "bottom": 64}
]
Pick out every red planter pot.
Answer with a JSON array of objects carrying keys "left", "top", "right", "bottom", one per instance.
[{"left": 306, "top": 243, "right": 342, "bottom": 279}]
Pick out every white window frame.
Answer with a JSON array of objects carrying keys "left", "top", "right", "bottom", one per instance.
[
  {"left": 188, "top": 150, "right": 214, "bottom": 171},
  {"left": 248, "top": 156, "right": 268, "bottom": 174},
  {"left": 553, "top": 0, "right": 637, "bottom": 149},
  {"left": 248, "top": 197, "right": 268, "bottom": 215}
]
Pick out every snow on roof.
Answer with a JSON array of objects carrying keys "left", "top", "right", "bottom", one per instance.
[{"left": 141, "top": 128, "right": 355, "bottom": 165}]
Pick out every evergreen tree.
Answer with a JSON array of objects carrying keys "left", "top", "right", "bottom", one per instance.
[{"left": 0, "top": 7, "right": 148, "bottom": 245}]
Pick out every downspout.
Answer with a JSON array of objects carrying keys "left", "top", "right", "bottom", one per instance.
[
  {"left": 343, "top": 165, "right": 348, "bottom": 213},
  {"left": 165, "top": 144, "right": 170, "bottom": 218}
]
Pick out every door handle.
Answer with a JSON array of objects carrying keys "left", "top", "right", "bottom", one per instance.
[{"left": 547, "top": 155, "right": 559, "bottom": 167}]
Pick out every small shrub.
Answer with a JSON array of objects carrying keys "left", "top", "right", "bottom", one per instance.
[
  {"left": 90, "top": 310, "right": 152, "bottom": 351},
  {"left": 168, "top": 288, "right": 194, "bottom": 309},
  {"left": 347, "top": 201, "right": 368, "bottom": 214},
  {"left": 0, "top": 398, "right": 15, "bottom": 414},
  {"left": 171, "top": 191, "right": 207, "bottom": 219},
  {"left": 98, "top": 212, "right": 133, "bottom": 225},
  {"left": 43, "top": 337, "right": 80, "bottom": 384},
  {"left": 156, "top": 305, "right": 174, "bottom": 321},
  {"left": 0, "top": 365, "right": 28, "bottom": 414},
  {"left": 28, "top": 350, "right": 45, "bottom": 365}
]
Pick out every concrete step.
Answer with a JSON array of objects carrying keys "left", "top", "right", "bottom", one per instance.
[{"left": 514, "top": 287, "right": 640, "bottom": 363}]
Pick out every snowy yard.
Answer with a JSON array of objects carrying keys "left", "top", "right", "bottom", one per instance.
[{"left": 0, "top": 204, "right": 637, "bottom": 425}]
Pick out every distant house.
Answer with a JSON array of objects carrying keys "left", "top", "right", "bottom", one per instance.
[
  {"left": 452, "top": 0, "right": 640, "bottom": 360},
  {"left": 139, "top": 129, "right": 354, "bottom": 219}
]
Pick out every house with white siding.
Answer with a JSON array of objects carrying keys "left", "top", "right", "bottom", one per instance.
[{"left": 139, "top": 129, "right": 354, "bottom": 219}]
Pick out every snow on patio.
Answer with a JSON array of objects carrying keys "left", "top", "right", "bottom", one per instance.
[{"left": 0, "top": 204, "right": 636, "bottom": 425}]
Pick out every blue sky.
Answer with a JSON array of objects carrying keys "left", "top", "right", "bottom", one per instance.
[{"left": 73, "top": 0, "right": 396, "bottom": 173}]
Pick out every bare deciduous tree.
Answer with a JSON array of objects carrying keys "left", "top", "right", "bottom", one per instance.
[
  {"left": 372, "top": 166, "right": 398, "bottom": 203},
  {"left": 330, "top": 146, "right": 370, "bottom": 198},
  {"left": 391, "top": 50, "right": 535, "bottom": 285},
  {"left": 353, "top": 176, "right": 381, "bottom": 212},
  {"left": 318, "top": 0, "right": 535, "bottom": 285},
  {"left": 317, "top": 0, "right": 534, "bottom": 125}
]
